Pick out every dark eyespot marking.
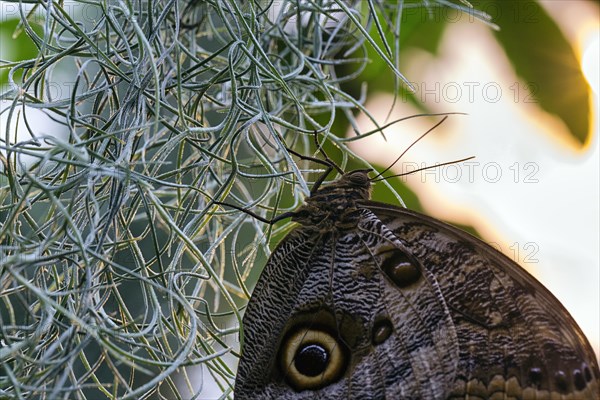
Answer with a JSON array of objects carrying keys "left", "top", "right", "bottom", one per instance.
[
  {"left": 294, "top": 344, "right": 329, "bottom": 377},
  {"left": 372, "top": 318, "right": 393, "bottom": 345},
  {"left": 529, "top": 367, "right": 542, "bottom": 385},
  {"left": 554, "top": 370, "right": 568, "bottom": 392},
  {"left": 584, "top": 364, "right": 593, "bottom": 382},
  {"left": 279, "top": 328, "right": 347, "bottom": 391},
  {"left": 381, "top": 248, "right": 421, "bottom": 288},
  {"left": 573, "top": 368, "right": 586, "bottom": 390}
]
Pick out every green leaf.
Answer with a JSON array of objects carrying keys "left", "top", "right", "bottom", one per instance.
[
  {"left": 0, "top": 19, "right": 42, "bottom": 86},
  {"left": 489, "top": 0, "right": 591, "bottom": 145}
]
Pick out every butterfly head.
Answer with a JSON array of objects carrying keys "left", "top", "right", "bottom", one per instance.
[
  {"left": 313, "top": 169, "right": 373, "bottom": 199},
  {"left": 292, "top": 170, "right": 373, "bottom": 228},
  {"left": 337, "top": 169, "right": 372, "bottom": 192}
]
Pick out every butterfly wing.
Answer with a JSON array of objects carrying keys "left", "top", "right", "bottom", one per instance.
[
  {"left": 366, "top": 201, "right": 599, "bottom": 398},
  {"left": 234, "top": 195, "right": 599, "bottom": 399},
  {"left": 234, "top": 209, "right": 460, "bottom": 399},
  {"left": 233, "top": 227, "right": 320, "bottom": 399}
]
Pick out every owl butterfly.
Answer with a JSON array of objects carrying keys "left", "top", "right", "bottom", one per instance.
[{"left": 232, "top": 135, "right": 599, "bottom": 399}]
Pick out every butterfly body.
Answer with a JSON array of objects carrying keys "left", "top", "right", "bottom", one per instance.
[{"left": 234, "top": 170, "right": 599, "bottom": 399}]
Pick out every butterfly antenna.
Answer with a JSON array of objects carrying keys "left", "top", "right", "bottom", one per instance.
[
  {"left": 313, "top": 131, "right": 344, "bottom": 174},
  {"left": 211, "top": 200, "right": 296, "bottom": 224},
  {"left": 285, "top": 146, "right": 334, "bottom": 169},
  {"left": 370, "top": 116, "right": 449, "bottom": 181},
  {"left": 281, "top": 132, "right": 343, "bottom": 195},
  {"left": 282, "top": 132, "right": 342, "bottom": 172},
  {"left": 309, "top": 130, "right": 344, "bottom": 194},
  {"left": 370, "top": 156, "right": 476, "bottom": 182}
]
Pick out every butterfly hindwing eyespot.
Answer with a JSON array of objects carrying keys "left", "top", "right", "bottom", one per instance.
[
  {"left": 379, "top": 246, "right": 422, "bottom": 288},
  {"left": 371, "top": 318, "right": 393, "bottom": 346},
  {"left": 278, "top": 326, "right": 347, "bottom": 391}
]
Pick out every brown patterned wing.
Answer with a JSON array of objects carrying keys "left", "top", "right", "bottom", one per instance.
[
  {"left": 234, "top": 208, "right": 460, "bottom": 399},
  {"left": 233, "top": 167, "right": 598, "bottom": 399},
  {"left": 366, "top": 201, "right": 600, "bottom": 399}
]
